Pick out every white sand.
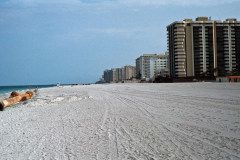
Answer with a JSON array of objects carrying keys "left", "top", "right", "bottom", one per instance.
[{"left": 0, "top": 83, "right": 240, "bottom": 159}]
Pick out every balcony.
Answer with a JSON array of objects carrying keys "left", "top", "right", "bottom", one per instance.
[
  {"left": 175, "top": 66, "right": 185, "bottom": 69},
  {"left": 174, "top": 39, "right": 184, "bottom": 42},
  {"left": 174, "top": 32, "right": 185, "bottom": 36},
  {"left": 174, "top": 42, "right": 184, "bottom": 45},
  {"left": 175, "top": 58, "right": 186, "bottom": 62},
  {"left": 175, "top": 24, "right": 184, "bottom": 27},
  {"left": 175, "top": 35, "right": 185, "bottom": 38},
  {"left": 174, "top": 44, "right": 184, "bottom": 47},
  {"left": 175, "top": 55, "right": 186, "bottom": 58},
  {"left": 175, "top": 52, "right": 185, "bottom": 55}
]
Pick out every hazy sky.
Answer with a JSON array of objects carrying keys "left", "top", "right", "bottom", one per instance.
[{"left": 0, "top": 0, "right": 239, "bottom": 85}]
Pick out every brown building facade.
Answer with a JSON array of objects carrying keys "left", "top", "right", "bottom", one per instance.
[{"left": 167, "top": 17, "right": 240, "bottom": 77}]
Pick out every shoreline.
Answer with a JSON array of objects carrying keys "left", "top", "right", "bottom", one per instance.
[{"left": 0, "top": 85, "right": 57, "bottom": 98}]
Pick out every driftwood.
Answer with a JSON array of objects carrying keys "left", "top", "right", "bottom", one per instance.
[{"left": 0, "top": 91, "right": 33, "bottom": 111}]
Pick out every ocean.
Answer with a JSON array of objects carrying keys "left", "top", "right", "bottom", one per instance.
[{"left": 0, "top": 85, "right": 56, "bottom": 96}]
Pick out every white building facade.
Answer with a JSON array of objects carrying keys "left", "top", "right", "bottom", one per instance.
[{"left": 136, "top": 54, "right": 168, "bottom": 80}]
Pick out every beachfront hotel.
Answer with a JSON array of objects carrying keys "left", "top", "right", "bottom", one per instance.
[
  {"left": 167, "top": 17, "right": 240, "bottom": 78},
  {"left": 103, "top": 66, "right": 136, "bottom": 83},
  {"left": 136, "top": 54, "right": 168, "bottom": 80}
]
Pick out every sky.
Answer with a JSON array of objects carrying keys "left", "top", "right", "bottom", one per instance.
[{"left": 0, "top": 0, "right": 239, "bottom": 85}]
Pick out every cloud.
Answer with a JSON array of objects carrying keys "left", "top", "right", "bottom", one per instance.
[
  {"left": 117, "top": 0, "right": 239, "bottom": 6},
  {"left": 2, "top": 0, "right": 82, "bottom": 5},
  {"left": 0, "top": 0, "right": 84, "bottom": 10},
  {"left": 87, "top": 28, "right": 128, "bottom": 34},
  {"left": 171, "top": 0, "right": 239, "bottom": 6},
  {"left": 86, "top": 28, "right": 152, "bottom": 37},
  {"left": 86, "top": 27, "right": 163, "bottom": 41},
  {"left": 1, "top": 0, "right": 239, "bottom": 8}
]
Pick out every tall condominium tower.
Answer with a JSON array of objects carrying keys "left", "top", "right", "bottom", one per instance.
[
  {"left": 123, "top": 65, "right": 136, "bottom": 80},
  {"left": 167, "top": 17, "right": 240, "bottom": 77}
]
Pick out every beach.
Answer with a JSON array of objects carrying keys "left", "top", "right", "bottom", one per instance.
[{"left": 0, "top": 83, "right": 240, "bottom": 159}]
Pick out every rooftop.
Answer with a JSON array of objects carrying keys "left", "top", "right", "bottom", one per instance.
[{"left": 167, "top": 17, "right": 239, "bottom": 27}]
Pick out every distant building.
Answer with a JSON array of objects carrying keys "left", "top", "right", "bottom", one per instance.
[
  {"left": 103, "top": 69, "right": 111, "bottom": 83},
  {"left": 124, "top": 65, "right": 136, "bottom": 80},
  {"left": 110, "top": 68, "right": 118, "bottom": 83},
  {"left": 102, "top": 66, "right": 136, "bottom": 83},
  {"left": 136, "top": 54, "right": 168, "bottom": 80},
  {"left": 115, "top": 68, "right": 121, "bottom": 82},
  {"left": 167, "top": 17, "right": 240, "bottom": 78},
  {"left": 136, "top": 58, "right": 141, "bottom": 79},
  {"left": 160, "top": 68, "right": 169, "bottom": 77},
  {"left": 121, "top": 67, "right": 126, "bottom": 81}
]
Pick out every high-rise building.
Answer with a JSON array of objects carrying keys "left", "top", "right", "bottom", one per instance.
[
  {"left": 124, "top": 65, "right": 136, "bottom": 80},
  {"left": 102, "top": 66, "right": 136, "bottom": 83},
  {"left": 116, "top": 68, "right": 122, "bottom": 82},
  {"left": 121, "top": 67, "right": 126, "bottom": 81},
  {"left": 136, "top": 54, "right": 168, "bottom": 80},
  {"left": 110, "top": 68, "right": 118, "bottom": 82},
  {"left": 167, "top": 17, "right": 240, "bottom": 77},
  {"left": 103, "top": 69, "right": 111, "bottom": 83}
]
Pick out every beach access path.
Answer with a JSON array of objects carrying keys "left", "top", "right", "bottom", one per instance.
[{"left": 0, "top": 83, "right": 240, "bottom": 159}]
